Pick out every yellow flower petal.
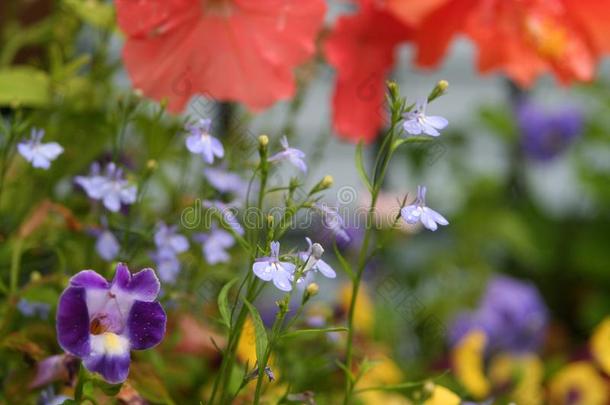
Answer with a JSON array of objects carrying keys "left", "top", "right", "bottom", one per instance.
[
  {"left": 424, "top": 385, "right": 461, "bottom": 405},
  {"left": 549, "top": 361, "right": 608, "bottom": 405},
  {"left": 452, "top": 330, "right": 491, "bottom": 399},
  {"left": 489, "top": 353, "right": 544, "bottom": 405},
  {"left": 591, "top": 317, "right": 610, "bottom": 375}
]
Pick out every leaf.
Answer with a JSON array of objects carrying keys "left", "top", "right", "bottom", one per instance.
[
  {"left": 63, "top": 0, "right": 115, "bottom": 29},
  {"left": 281, "top": 327, "right": 347, "bottom": 339},
  {"left": 243, "top": 299, "right": 269, "bottom": 368},
  {"left": 355, "top": 141, "right": 372, "bottom": 192},
  {"left": 333, "top": 243, "right": 354, "bottom": 280},
  {"left": 92, "top": 378, "right": 123, "bottom": 396},
  {"left": 0, "top": 67, "right": 50, "bottom": 107},
  {"left": 217, "top": 277, "right": 239, "bottom": 328}
]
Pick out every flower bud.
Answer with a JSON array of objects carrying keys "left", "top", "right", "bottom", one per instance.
[
  {"left": 321, "top": 175, "right": 333, "bottom": 188},
  {"left": 146, "top": 159, "right": 158, "bottom": 171},
  {"left": 423, "top": 381, "right": 435, "bottom": 397},
  {"left": 306, "top": 283, "right": 319, "bottom": 297},
  {"left": 438, "top": 80, "right": 449, "bottom": 91},
  {"left": 311, "top": 243, "right": 324, "bottom": 260},
  {"left": 258, "top": 134, "right": 269, "bottom": 147}
]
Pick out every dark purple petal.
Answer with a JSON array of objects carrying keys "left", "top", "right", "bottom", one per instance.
[
  {"left": 56, "top": 287, "right": 90, "bottom": 357},
  {"left": 70, "top": 270, "right": 110, "bottom": 289},
  {"left": 83, "top": 352, "right": 130, "bottom": 384},
  {"left": 112, "top": 263, "right": 160, "bottom": 302},
  {"left": 127, "top": 301, "right": 166, "bottom": 350}
]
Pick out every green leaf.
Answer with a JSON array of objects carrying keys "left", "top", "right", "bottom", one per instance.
[
  {"left": 93, "top": 378, "right": 123, "bottom": 396},
  {"left": 63, "top": 0, "right": 115, "bottom": 29},
  {"left": 218, "top": 277, "right": 240, "bottom": 328},
  {"left": 281, "top": 327, "right": 347, "bottom": 339},
  {"left": 355, "top": 141, "right": 372, "bottom": 192},
  {"left": 333, "top": 242, "right": 354, "bottom": 280},
  {"left": 0, "top": 67, "right": 50, "bottom": 107},
  {"left": 243, "top": 299, "right": 269, "bottom": 367}
]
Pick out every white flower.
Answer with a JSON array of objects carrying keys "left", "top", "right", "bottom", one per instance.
[
  {"left": 185, "top": 118, "right": 224, "bottom": 164},
  {"left": 402, "top": 99, "right": 448, "bottom": 137},
  {"left": 252, "top": 241, "right": 296, "bottom": 291},
  {"left": 400, "top": 185, "right": 448, "bottom": 231},
  {"left": 75, "top": 163, "right": 137, "bottom": 212},
  {"left": 17, "top": 128, "right": 63, "bottom": 169}
]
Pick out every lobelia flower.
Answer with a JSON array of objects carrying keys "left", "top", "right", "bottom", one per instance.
[
  {"left": 268, "top": 136, "right": 307, "bottom": 173},
  {"left": 315, "top": 203, "right": 351, "bottom": 244},
  {"left": 56, "top": 263, "right": 166, "bottom": 384},
  {"left": 252, "top": 241, "right": 296, "bottom": 292},
  {"left": 185, "top": 119, "right": 224, "bottom": 164},
  {"left": 194, "top": 227, "right": 235, "bottom": 265},
  {"left": 150, "top": 249, "right": 182, "bottom": 284},
  {"left": 400, "top": 185, "right": 448, "bottom": 231},
  {"left": 96, "top": 230, "right": 120, "bottom": 262},
  {"left": 203, "top": 200, "right": 244, "bottom": 236},
  {"left": 298, "top": 238, "right": 336, "bottom": 279},
  {"left": 17, "top": 128, "right": 64, "bottom": 169},
  {"left": 75, "top": 163, "right": 137, "bottom": 212},
  {"left": 324, "top": 0, "right": 413, "bottom": 142},
  {"left": 402, "top": 98, "right": 449, "bottom": 136},
  {"left": 17, "top": 299, "right": 50, "bottom": 319},
  {"left": 203, "top": 167, "right": 247, "bottom": 196},
  {"left": 154, "top": 222, "right": 189, "bottom": 256},
  {"left": 116, "top": 0, "right": 326, "bottom": 113}
]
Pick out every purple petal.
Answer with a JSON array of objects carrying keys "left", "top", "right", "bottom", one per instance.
[
  {"left": 211, "top": 137, "right": 224, "bottom": 158},
  {"left": 70, "top": 270, "right": 110, "bottom": 289},
  {"left": 96, "top": 231, "right": 120, "bottom": 261},
  {"left": 253, "top": 262, "right": 274, "bottom": 281},
  {"left": 186, "top": 134, "right": 205, "bottom": 154},
  {"left": 425, "top": 116, "right": 449, "bottom": 129},
  {"left": 315, "top": 260, "right": 336, "bottom": 279},
  {"left": 423, "top": 207, "right": 449, "bottom": 226},
  {"left": 56, "top": 287, "right": 90, "bottom": 357},
  {"left": 403, "top": 120, "right": 423, "bottom": 135},
  {"left": 128, "top": 301, "right": 166, "bottom": 350},
  {"left": 419, "top": 210, "right": 439, "bottom": 231},
  {"left": 112, "top": 264, "right": 160, "bottom": 302},
  {"left": 272, "top": 270, "right": 292, "bottom": 292},
  {"left": 83, "top": 350, "right": 130, "bottom": 384}
]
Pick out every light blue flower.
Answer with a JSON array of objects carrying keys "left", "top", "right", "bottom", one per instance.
[
  {"left": 17, "top": 128, "right": 63, "bottom": 169},
  {"left": 315, "top": 203, "right": 350, "bottom": 243},
  {"left": 252, "top": 241, "right": 296, "bottom": 292},
  {"left": 268, "top": 136, "right": 307, "bottom": 173},
  {"left": 154, "top": 222, "right": 189, "bottom": 255},
  {"left": 150, "top": 249, "right": 182, "bottom": 283},
  {"left": 194, "top": 227, "right": 235, "bottom": 265},
  {"left": 17, "top": 298, "right": 50, "bottom": 319},
  {"left": 400, "top": 185, "right": 448, "bottom": 231},
  {"left": 204, "top": 200, "right": 244, "bottom": 236},
  {"left": 299, "top": 238, "right": 336, "bottom": 279},
  {"left": 95, "top": 230, "right": 120, "bottom": 261},
  {"left": 185, "top": 118, "right": 224, "bottom": 164},
  {"left": 75, "top": 163, "right": 137, "bottom": 212},
  {"left": 203, "top": 167, "right": 246, "bottom": 196},
  {"left": 402, "top": 99, "right": 448, "bottom": 137}
]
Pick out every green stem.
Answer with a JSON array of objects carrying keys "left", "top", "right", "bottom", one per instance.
[{"left": 9, "top": 239, "right": 23, "bottom": 295}]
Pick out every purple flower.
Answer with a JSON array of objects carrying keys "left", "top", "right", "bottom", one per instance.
[
  {"left": 150, "top": 249, "right": 181, "bottom": 283},
  {"left": 449, "top": 275, "right": 548, "bottom": 354},
  {"left": 268, "top": 136, "right": 307, "bottom": 173},
  {"left": 204, "top": 200, "right": 244, "bottom": 236},
  {"left": 56, "top": 263, "right": 166, "bottom": 384},
  {"left": 17, "top": 299, "right": 50, "bottom": 319},
  {"left": 96, "top": 230, "right": 120, "bottom": 262},
  {"left": 203, "top": 167, "right": 246, "bottom": 196},
  {"left": 185, "top": 118, "right": 224, "bottom": 164},
  {"left": 154, "top": 222, "right": 189, "bottom": 256},
  {"left": 194, "top": 227, "right": 235, "bottom": 265},
  {"left": 299, "top": 238, "right": 336, "bottom": 279},
  {"left": 75, "top": 163, "right": 137, "bottom": 212},
  {"left": 516, "top": 101, "right": 583, "bottom": 162},
  {"left": 252, "top": 241, "right": 296, "bottom": 292},
  {"left": 17, "top": 128, "right": 63, "bottom": 169},
  {"left": 402, "top": 99, "right": 448, "bottom": 137},
  {"left": 400, "top": 185, "right": 448, "bottom": 231},
  {"left": 315, "top": 203, "right": 350, "bottom": 244}
]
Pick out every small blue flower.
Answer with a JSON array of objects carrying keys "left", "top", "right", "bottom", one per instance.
[
  {"left": 299, "top": 238, "right": 336, "bottom": 279},
  {"left": 402, "top": 99, "right": 448, "bottom": 136},
  {"left": 75, "top": 163, "right": 137, "bottom": 212},
  {"left": 252, "top": 241, "right": 296, "bottom": 292},
  {"left": 17, "top": 128, "right": 63, "bottom": 169},
  {"left": 204, "top": 200, "right": 244, "bottom": 236},
  {"left": 315, "top": 203, "right": 350, "bottom": 243},
  {"left": 185, "top": 118, "right": 224, "bottom": 164},
  {"left": 203, "top": 167, "right": 247, "bottom": 196},
  {"left": 17, "top": 299, "right": 50, "bottom": 319},
  {"left": 95, "top": 230, "right": 120, "bottom": 261},
  {"left": 400, "top": 185, "right": 448, "bottom": 231},
  {"left": 194, "top": 227, "right": 235, "bottom": 265},
  {"left": 154, "top": 222, "right": 189, "bottom": 255},
  {"left": 268, "top": 136, "right": 307, "bottom": 173},
  {"left": 150, "top": 249, "right": 182, "bottom": 283}
]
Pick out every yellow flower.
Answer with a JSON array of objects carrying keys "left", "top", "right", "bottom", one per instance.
[
  {"left": 339, "top": 283, "right": 373, "bottom": 334},
  {"left": 489, "top": 353, "right": 544, "bottom": 405},
  {"left": 356, "top": 355, "right": 405, "bottom": 405},
  {"left": 591, "top": 317, "right": 610, "bottom": 375},
  {"left": 423, "top": 385, "right": 461, "bottom": 405},
  {"left": 548, "top": 361, "right": 608, "bottom": 405},
  {"left": 452, "top": 330, "right": 491, "bottom": 399}
]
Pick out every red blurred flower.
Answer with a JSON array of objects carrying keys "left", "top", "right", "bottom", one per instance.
[
  {"left": 404, "top": 0, "right": 610, "bottom": 86},
  {"left": 324, "top": 1, "right": 413, "bottom": 143},
  {"left": 116, "top": 0, "right": 326, "bottom": 112}
]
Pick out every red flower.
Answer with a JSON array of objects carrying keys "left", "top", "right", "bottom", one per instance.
[
  {"left": 404, "top": 0, "right": 610, "bottom": 86},
  {"left": 116, "top": 0, "right": 326, "bottom": 112},
  {"left": 324, "top": 1, "right": 413, "bottom": 143}
]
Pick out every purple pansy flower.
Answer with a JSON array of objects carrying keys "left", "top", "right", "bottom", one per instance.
[
  {"left": 203, "top": 167, "right": 246, "bottom": 196},
  {"left": 315, "top": 203, "right": 350, "bottom": 244},
  {"left": 400, "top": 185, "right": 448, "bottom": 231},
  {"left": 402, "top": 98, "right": 448, "bottom": 137},
  {"left": 185, "top": 118, "right": 224, "bottom": 164},
  {"left": 194, "top": 227, "right": 235, "bottom": 265},
  {"left": 252, "top": 241, "right": 296, "bottom": 292},
  {"left": 17, "top": 128, "right": 64, "bottom": 170},
  {"left": 75, "top": 163, "right": 137, "bottom": 212},
  {"left": 268, "top": 136, "right": 307, "bottom": 173},
  {"left": 516, "top": 101, "right": 583, "bottom": 162},
  {"left": 204, "top": 200, "right": 244, "bottom": 236},
  {"left": 449, "top": 275, "right": 548, "bottom": 354},
  {"left": 56, "top": 263, "right": 166, "bottom": 384},
  {"left": 298, "top": 238, "right": 336, "bottom": 279}
]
